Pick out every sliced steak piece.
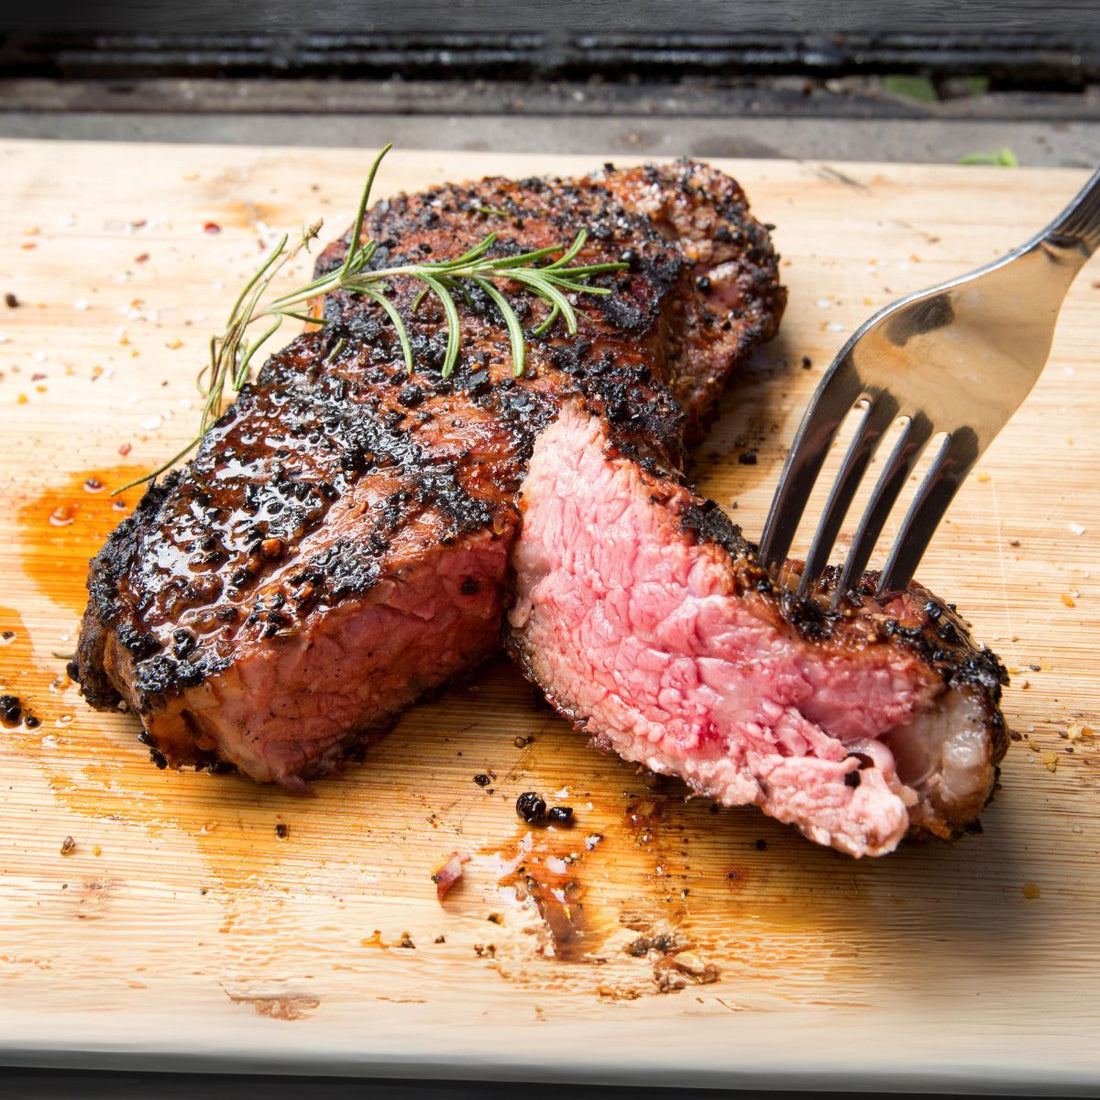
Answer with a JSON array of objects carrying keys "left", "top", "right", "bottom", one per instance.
[
  {"left": 77, "top": 333, "right": 521, "bottom": 787},
  {"left": 75, "top": 159, "right": 785, "bottom": 786},
  {"left": 507, "top": 403, "right": 1009, "bottom": 857}
]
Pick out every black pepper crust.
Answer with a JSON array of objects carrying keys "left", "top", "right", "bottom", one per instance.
[{"left": 315, "top": 156, "right": 786, "bottom": 449}]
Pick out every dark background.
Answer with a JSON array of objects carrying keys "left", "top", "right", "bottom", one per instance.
[
  {"left": 4, "top": 0, "right": 1100, "bottom": 84},
  {"left": 3, "top": 0, "right": 1098, "bottom": 164}
]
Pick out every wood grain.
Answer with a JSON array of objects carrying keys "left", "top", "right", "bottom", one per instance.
[{"left": 0, "top": 141, "right": 1098, "bottom": 1089}]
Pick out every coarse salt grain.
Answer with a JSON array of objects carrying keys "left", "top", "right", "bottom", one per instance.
[
  {"left": 74, "top": 299, "right": 88, "bottom": 311},
  {"left": 1069, "top": 522, "right": 1086, "bottom": 535}
]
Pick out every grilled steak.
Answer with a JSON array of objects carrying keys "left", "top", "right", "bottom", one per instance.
[
  {"left": 507, "top": 404, "right": 1009, "bottom": 857},
  {"left": 75, "top": 159, "right": 785, "bottom": 786}
]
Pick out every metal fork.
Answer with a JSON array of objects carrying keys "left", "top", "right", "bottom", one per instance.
[{"left": 758, "top": 166, "right": 1100, "bottom": 603}]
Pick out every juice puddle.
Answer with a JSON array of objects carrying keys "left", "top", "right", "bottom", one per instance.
[
  {"left": 490, "top": 828, "right": 604, "bottom": 961},
  {"left": 476, "top": 816, "right": 657, "bottom": 967},
  {"left": 18, "top": 464, "right": 145, "bottom": 613},
  {"left": 3, "top": 500, "right": 311, "bottom": 903}
]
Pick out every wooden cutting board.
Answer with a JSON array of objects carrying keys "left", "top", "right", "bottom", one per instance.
[{"left": 1, "top": 141, "right": 1098, "bottom": 1090}]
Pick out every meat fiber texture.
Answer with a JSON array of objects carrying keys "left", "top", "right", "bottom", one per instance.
[
  {"left": 507, "top": 404, "right": 1009, "bottom": 857},
  {"left": 76, "top": 159, "right": 785, "bottom": 787}
]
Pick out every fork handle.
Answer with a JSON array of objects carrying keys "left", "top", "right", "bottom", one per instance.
[{"left": 1044, "top": 166, "right": 1100, "bottom": 255}]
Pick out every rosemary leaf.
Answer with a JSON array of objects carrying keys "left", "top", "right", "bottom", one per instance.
[
  {"left": 237, "top": 316, "right": 284, "bottom": 382},
  {"left": 324, "top": 337, "right": 347, "bottom": 365},
  {"left": 472, "top": 276, "right": 526, "bottom": 377},
  {"left": 279, "top": 309, "right": 324, "bottom": 326},
  {"left": 424, "top": 233, "right": 497, "bottom": 271},
  {"left": 363, "top": 288, "right": 414, "bottom": 373},
  {"left": 545, "top": 229, "right": 588, "bottom": 269},
  {"left": 533, "top": 301, "right": 561, "bottom": 337},
  {"left": 227, "top": 233, "right": 288, "bottom": 328},
  {"left": 479, "top": 244, "right": 567, "bottom": 269},
  {"left": 546, "top": 264, "right": 619, "bottom": 279},
  {"left": 417, "top": 272, "right": 463, "bottom": 378},
  {"left": 343, "top": 144, "right": 392, "bottom": 276},
  {"left": 111, "top": 437, "right": 203, "bottom": 496},
  {"left": 510, "top": 271, "right": 578, "bottom": 333}
]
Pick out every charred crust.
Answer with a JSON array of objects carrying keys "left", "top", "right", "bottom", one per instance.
[
  {"left": 316, "top": 158, "right": 783, "bottom": 449},
  {"left": 131, "top": 650, "right": 231, "bottom": 712},
  {"left": 873, "top": 607, "right": 1009, "bottom": 698},
  {"left": 678, "top": 499, "right": 749, "bottom": 558},
  {"left": 307, "top": 539, "right": 383, "bottom": 601},
  {"left": 83, "top": 474, "right": 178, "bottom": 626},
  {"left": 778, "top": 589, "right": 833, "bottom": 642}
]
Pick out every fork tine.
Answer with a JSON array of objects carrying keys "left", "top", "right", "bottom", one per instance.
[
  {"left": 833, "top": 412, "right": 934, "bottom": 603},
  {"left": 758, "top": 356, "right": 863, "bottom": 571},
  {"left": 798, "top": 392, "right": 900, "bottom": 597},
  {"left": 876, "top": 426, "right": 982, "bottom": 596}
]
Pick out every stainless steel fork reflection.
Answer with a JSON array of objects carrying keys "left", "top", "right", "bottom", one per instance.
[{"left": 758, "top": 167, "right": 1100, "bottom": 603}]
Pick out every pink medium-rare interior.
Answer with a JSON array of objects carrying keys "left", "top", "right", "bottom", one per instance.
[
  {"left": 148, "top": 529, "right": 511, "bottom": 786},
  {"left": 509, "top": 404, "right": 958, "bottom": 856}
]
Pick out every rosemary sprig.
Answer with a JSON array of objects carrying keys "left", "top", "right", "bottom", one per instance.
[{"left": 117, "top": 144, "right": 626, "bottom": 494}]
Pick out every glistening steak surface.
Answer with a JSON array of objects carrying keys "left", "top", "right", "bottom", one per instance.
[
  {"left": 507, "top": 405, "right": 1008, "bottom": 857},
  {"left": 75, "top": 159, "right": 785, "bottom": 786}
]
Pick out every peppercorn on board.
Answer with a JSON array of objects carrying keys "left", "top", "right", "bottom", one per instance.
[{"left": 0, "top": 141, "right": 1098, "bottom": 1090}]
